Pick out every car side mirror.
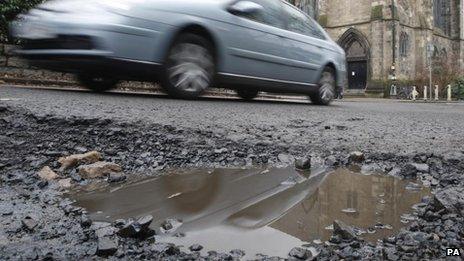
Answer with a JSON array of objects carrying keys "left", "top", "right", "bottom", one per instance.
[{"left": 227, "top": 1, "right": 263, "bottom": 15}]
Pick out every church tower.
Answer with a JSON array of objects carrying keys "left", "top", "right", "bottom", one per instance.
[{"left": 301, "top": 0, "right": 464, "bottom": 96}]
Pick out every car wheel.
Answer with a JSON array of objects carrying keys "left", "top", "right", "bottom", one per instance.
[
  {"left": 162, "top": 33, "right": 215, "bottom": 99},
  {"left": 310, "top": 67, "right": 336, "bottom": 105},
  {"left": 77, "top": 74, "right": 118, "bottom": 93},
  {"left": 236, "top": 89, "right": 259, "bottom": 101}
]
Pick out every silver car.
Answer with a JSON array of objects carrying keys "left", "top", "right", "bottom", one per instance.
[{"left": 11, "top": 0, "right": 346, "bottom": 105}]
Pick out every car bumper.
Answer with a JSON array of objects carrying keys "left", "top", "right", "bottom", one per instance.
[
  {"left": 10, "top": 7, "right": 173, "bottom": 77},
  {"left": 16, "top": 49, "right": 161, "bottom": 80}
]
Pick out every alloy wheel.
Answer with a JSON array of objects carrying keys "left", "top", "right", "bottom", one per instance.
[
  {"left": 319, "top": 70, "right": 336, "bottom": 104},
  {"left": 167, "top": 43, "right": 214, "bottom": 94}
]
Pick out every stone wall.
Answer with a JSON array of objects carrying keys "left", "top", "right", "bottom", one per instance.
[
  {"left": 318, "top": 0, "right": 392, "bottom": 92},
  {"left": 0, "top": 43, "right": 77, "bottom": 84},
  {"left": 317, "top": 0, "right": 463, "bottom": 95},
  {"left": 323, "top": 0, "right": 373, "bottom": 26}
]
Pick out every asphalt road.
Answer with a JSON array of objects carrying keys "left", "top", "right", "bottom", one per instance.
[
  {"left": 1, "top": 85, "right": 463, "bottom": 155},
  {"left": 1, "top": 85, "right": 464, "bottom": 260}
]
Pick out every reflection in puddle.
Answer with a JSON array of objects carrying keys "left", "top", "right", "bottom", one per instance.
[
  {"left": 72, "top": 167, "right": 430, "bottom": 259},
  {"left": 270, "top": 169, "right": 430, "bottom": 243}
]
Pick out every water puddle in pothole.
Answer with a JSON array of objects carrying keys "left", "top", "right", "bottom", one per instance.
[{"left": 71, "top": 167, "right": 430, "bottom": 259}]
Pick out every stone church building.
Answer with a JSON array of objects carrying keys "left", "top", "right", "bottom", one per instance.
[{"left": 289, "top": 0, "right": 464, "bottom": 96}]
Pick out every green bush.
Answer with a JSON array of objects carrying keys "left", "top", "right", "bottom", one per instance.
[
  {"left": 0, "top": 0, "right": 44, "bottom": 42},
  {"left": 452, "top": 77, "right": 464, "bottom": 100}
]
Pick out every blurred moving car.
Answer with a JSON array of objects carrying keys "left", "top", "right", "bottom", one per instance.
[{"left": 11, "top": 0, "right": 346, "bottom": 105}]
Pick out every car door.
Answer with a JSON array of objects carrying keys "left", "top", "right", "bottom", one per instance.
[
  {"left": 220, "top": 0, "right": 290, "bottom": 81},
  {"left": 278, "top": 3, "right": 327, "bottom": 85}
]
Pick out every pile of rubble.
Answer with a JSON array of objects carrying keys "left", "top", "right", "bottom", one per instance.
[
  {"left": 36, "top": 151, "right": 127, "bottom": 190},
  {"left": 1, "top": 105, "right": 463, "bottom": 260},
  {"left": 91, "top": 215, "right": 156, "bottom": 257}
]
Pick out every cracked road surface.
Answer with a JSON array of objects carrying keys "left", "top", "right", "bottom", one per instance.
[
  {"left": 1, "top": 85, "right": 463, "bottom": 156},
  {"left": 1, "top": 85, "right": 464, "bottom": 260}
]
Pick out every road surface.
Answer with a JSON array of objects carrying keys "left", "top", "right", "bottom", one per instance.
[
  {"left": 1, "top": 84, "right": 464, "bottom": 260},
  {"left": 1, "top": 85, "right": 463, "bottom": 155}
]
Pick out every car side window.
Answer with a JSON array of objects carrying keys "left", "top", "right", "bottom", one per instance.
[
  {"left": 234, "top": 0, "right": 285, "bottom": 29},
  {"left": 307, "top": 17, "right": 326, "bottom": 39},
  {"left": 282, "top": 3, "right": 325, "bottom": 39}
]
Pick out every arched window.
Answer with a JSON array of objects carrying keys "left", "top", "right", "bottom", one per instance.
[
  {"left": 338, "top": 28, "right": 370, "bottom": 61},
  {"left": 433, "top": 0, "right": 451, "bottom": 36},
  {"left": 399, "top": 32, "right": 409, "bottom": 57},
  {"left": 346, "top": 40, "right": 366, "bottom": 58}
]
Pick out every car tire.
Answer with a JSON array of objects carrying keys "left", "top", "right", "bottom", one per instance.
[
  {"left": 310, "top": 67, "right": 336, "bottom": 106},
  {"left": 77, "top": 74, "right": 118, "bottom": 93},
  {"left": 161, "top": 33, "right": 215, "bottom": 99},
  {"left": 236, "top": 89, "right": 259, "bottom": 101}
]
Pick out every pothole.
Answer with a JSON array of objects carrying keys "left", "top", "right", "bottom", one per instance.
[{"left": 71, "top": 167, "right": 430, "bottom": 259}]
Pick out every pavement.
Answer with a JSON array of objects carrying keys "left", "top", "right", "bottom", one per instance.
[{"left": 1, "top": 84, "right": 463, "bottom": 156}]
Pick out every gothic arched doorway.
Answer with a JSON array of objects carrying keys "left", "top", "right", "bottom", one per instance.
[{"left": 338, "top": 29, "right": 370, "bottom": 90}]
